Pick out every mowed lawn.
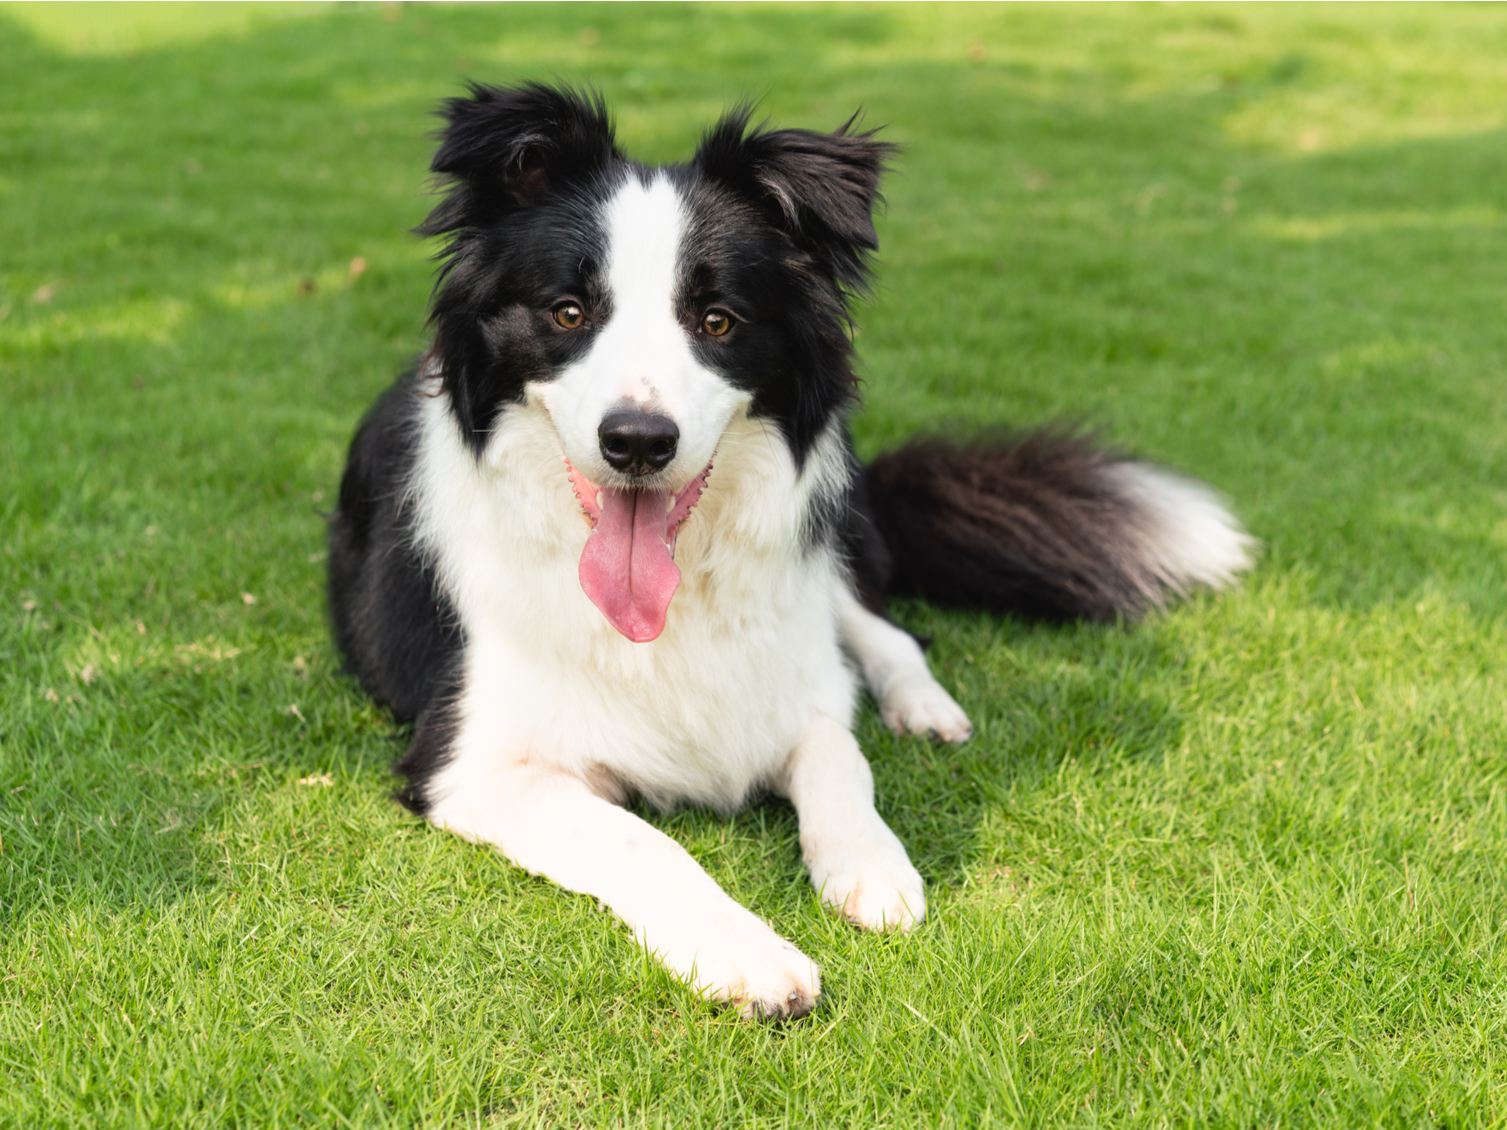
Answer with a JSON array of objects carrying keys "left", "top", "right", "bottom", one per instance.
[{"left": 3, "top": 2, "right": 1507, "bottom": 1125}]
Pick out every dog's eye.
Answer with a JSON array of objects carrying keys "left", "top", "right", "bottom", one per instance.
[
  {"left": 701, "top": 310, "right": 733, "bottom": 337},
  {"left": 552, "top": 302, "right": 585, "bottom": 330}
]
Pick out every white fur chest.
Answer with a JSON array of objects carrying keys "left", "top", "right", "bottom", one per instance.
[{"left": 411, "top": 390, "right": 858, "bottom": 811}]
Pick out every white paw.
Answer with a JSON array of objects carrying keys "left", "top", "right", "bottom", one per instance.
[
  {"left": 879, "top": 672, "right": 973, "bottom": 743},
  {"left": 822, "top": 863, "right": 926, "bottom": 932},
  {"left": 645, "top": 906, "right": 821, "bottom": 1021},
  {"left": 805, "top": 824, "right": 926, "bottom": 933}
]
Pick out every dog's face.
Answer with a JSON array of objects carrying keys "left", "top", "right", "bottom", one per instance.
[
  {"left": 422, "top": 84, "right": 892, "bottom": 470},
  {"left": 524, "top": 172, "right": 764, "bottom": 499},
  {"left": 420, "top": 85, "right": 892, "bottom": 637}
]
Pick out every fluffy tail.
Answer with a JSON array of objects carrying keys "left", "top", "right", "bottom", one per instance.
[{"left": 862, "top": 431, "right": 1254, "bottom": 622}]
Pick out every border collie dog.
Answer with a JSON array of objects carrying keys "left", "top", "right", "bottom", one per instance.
[{"left": 330, "top": 84, "right": 1252, "bottom": 1020}]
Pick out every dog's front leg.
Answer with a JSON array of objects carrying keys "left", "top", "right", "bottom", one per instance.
[
  {"left": 427, "top": 764, "right": 819, "bottom": 1020},
  {"left": 836, "top": 587, "right": 972, "bottom": 742},
  {"left": 777, "top": 714, "right": 926, "bottom": 931}
]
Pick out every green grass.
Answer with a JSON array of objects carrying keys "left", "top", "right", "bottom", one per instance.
[{"left": 3, "top": 2, "right": 1506, "bottom": 1125}]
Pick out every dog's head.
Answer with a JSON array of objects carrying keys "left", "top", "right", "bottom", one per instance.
[{"left": 420, "top": 83, "right": 892, "bottom": 639}]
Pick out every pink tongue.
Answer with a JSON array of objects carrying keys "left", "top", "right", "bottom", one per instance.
[
  {"left": 569, "top": 463, "right": 710, "bottom": 643},
  {"left": 578, "top": 487, "right": 681, "bottom": 642}
]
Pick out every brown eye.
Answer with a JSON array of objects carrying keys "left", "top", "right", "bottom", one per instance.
[
  {"left": 552, "top": 302, "right": 585, "bottom": 330},
  {"left": 701, "top": 309, "right": 733, "bottom": 337}
]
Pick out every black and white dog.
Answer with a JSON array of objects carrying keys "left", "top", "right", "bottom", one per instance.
[{"left": 329, "top": 84, "right": 1251, "bottom": 1020}]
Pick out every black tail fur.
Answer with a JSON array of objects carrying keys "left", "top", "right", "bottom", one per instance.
[{"left": 862, "top": 430, "right": 1253, "bottom": 623}]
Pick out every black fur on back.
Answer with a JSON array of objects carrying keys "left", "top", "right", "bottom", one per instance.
[
  {"left": 328, "top": 370, "right": 464, "bottom": 812},
  {"left": 863, "top": 431, "right": 1177, "bottom": 623},
  {"left": 328, "top": 373, "right": 462, "bottom": 725},
  {"left": 837, "top": 434, "right": 894, "bottom": 614}
]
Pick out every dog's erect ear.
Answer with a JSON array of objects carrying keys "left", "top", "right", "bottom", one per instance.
[
  {"left": 418, "top": 82, "right": 620, "bottom": 236},
  {"left": 693, "top": 107, "right": 896, "bottom": 290}
]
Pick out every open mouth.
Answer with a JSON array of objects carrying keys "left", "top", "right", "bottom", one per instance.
[{"left": 566, "top": 459, "right": 713, "bottom": 642}]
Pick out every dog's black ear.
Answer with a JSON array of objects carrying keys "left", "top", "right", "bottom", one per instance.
[
  {"left": 693, "top": 107, "right": 896, "bottom": 290},
  {"left": 418, "top": 82, "right": 620, "bottom": 236}
]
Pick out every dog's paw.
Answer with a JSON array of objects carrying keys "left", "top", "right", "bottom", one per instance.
[
  {"left": 879, "top": 673, "right": 973, "bottom": 743},
  {"left": 806, "top": 825, "right": 926, "bottom": 933},
  {"left": 819, "top": 859, "right": 926, "bottom": 933},
  {"left": 695, "top": 929, "right": 821, "bottom": 1021},
  {"left": 650, "top": 909, "right": 820, "bottom": 1021},
  {"left": 714, "top": 942, "right": 822, "bottom": 1022}
]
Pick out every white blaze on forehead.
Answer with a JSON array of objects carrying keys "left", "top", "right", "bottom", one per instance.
[{"left": 599, "top": 173, "right": 688, "bottom": 393}]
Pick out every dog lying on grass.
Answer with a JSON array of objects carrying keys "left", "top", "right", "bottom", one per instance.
[{"left": 328, "top": 83, "right": 1252, "bottom": 1019}]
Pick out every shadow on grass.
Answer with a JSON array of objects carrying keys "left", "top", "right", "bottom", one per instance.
[{"left": 872, "top": 606, "right": 1186, "bottom": 888}]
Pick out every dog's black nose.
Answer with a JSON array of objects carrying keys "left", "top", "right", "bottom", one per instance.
[{"left": 598, "top": 410, "right": 679, "bottom": 476}]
